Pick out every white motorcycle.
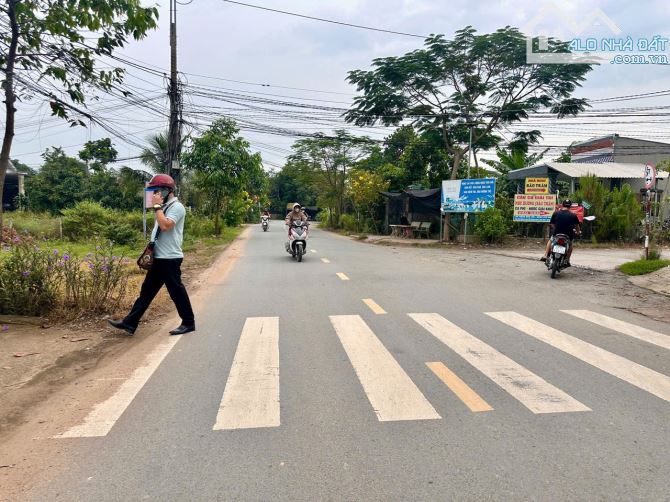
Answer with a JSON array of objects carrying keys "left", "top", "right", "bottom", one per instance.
[
  {"left": 285, "top": 220, "right": 309, "bottom": 262},
  {"left": 261, "top": 215, "right": 269, "bottom": 232}
]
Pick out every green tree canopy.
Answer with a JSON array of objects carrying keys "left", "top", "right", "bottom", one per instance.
[
  {"left": 345, "top": 26, "right": 592, "bottom": 180},
  {"left": 0, "top": 0, "right": 159, "bottom": 228},
  {"left": 287, "top": 130, "right": 375, "bottom": 224},
  {"left": 182, "top": 119, "right": 264, "bottom": 233},
  {"left": 25, "top": 148, "right": 89, "bottom": 213},
  {"left": 78, "top": 138, "right": 118, "bottom": 171}
]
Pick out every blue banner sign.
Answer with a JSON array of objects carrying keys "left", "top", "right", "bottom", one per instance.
[{"left": 441, "top": 178, "right": 496, "bottom": 213}]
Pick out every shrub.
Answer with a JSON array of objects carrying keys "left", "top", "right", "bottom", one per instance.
[
  {"left": 0, "top": 244, "right": 62, "bottom": 316},
  {"left": 647, "top": 248, "right": 662, "bottom": 260},
  {"left": 62, "top": 201, "right": 111, "bottom": 240},
  {"left": 104, "top": 222, "right": 139, "bottom": 246},
  {"left": 60, "top": 241, "right": 130, "bottom": 315},
  {"left": 340, "top": 214, "right": 357, "bottom": 233},
  {"left": 185, "top": 213, "right": 216, "bottom": 238},
  {"left": 474, "top": 207, "right": 508, "bottom": 243}
]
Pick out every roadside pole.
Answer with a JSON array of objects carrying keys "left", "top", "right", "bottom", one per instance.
[
  {"left": 643, "top": 163, "right": 656, "bottom": 259},
  {"left": 463, "top": 126, "right": 473, "bottom": 243}
]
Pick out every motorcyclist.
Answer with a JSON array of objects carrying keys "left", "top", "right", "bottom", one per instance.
[
  {"left": 285, "top": 203, "right": 308, "bottom": 234},
  {"left": 261, "top": 210, "right": 270, "bottom": 222},
  {"left": 541, "top": 199, "right": 581, "bottom": 266}
]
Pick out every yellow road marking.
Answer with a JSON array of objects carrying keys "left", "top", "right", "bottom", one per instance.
[
  {"left": 321, "top": 258, "right": 331, "bottom": 263},
  {"left": 426, "top": 362, "right": 493, "bottom": 412},
  {"left": 337, "top": 272, "right": 350, "bottom": 281},
  {"left": 363, "top": 298, "right": 387, "bottom": 315}
]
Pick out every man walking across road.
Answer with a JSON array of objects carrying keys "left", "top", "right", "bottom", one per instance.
[{"left": 108, "top": 174, "right": 196, "bottom": 336}]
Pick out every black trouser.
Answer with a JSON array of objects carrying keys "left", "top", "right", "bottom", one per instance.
[{"left": 124, "top": 258, "right": 195, "bottom": 328}]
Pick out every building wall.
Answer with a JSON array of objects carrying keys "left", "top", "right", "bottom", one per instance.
[{"left": 613, "top": 137, "right": 670, "bottom": 165}]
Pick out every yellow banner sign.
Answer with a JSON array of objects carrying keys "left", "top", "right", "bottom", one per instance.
[{"left": 525, "top": 177, "right": 549, "bottom": 194}]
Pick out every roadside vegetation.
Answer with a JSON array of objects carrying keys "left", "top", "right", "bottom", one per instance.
[{"left": 619, "top": 259, "right": 670, "bottom": 276}]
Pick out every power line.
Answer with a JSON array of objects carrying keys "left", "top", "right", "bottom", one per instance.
[{"left": 220, "top": 0, "right": 427, "bottom": 38}]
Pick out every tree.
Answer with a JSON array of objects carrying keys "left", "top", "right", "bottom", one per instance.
[
  {"left": 79, "top": 138, "right": 118, "bottom": 172},
  {"left": 347, "top": 169, "right": 389, "bottom": 233},
  {"left": 24, "top": 148, "right": 88, "bottom": 213},
  {"left": 140, "top": 132, "right": 169, "bottom": 173},
  {"left": 288, "top": 130, "right": 375, "bottom": 226},
  {"left": 182, "top": 119, "right": 263, "bottom": 234},
  {"left": 345, "top": 26, "right": 592, "bottom": 180},
  {"left": 268, "top": 163, "right": 317, "bottom": 216},
  {"left": 483, "top": 139, "right": 548, "bottom": 196},
  {"left": 10, "top": 158, "right": 34, "bottom": 175},
  {"left": 0, "top": 0, "right": 159, "bottom": 229}
]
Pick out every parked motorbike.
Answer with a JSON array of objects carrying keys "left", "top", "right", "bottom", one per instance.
[
  {"left": 285, "top": 220, "right": 309, "bottom": 262},
  {"left": 261, "top": 215, "right": 269, "bottom": 232}
]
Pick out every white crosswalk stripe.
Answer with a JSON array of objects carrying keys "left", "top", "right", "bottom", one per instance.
[
  {"left": 562, "top": 310, "right": 670, "bottom": 351},
  {"left": 410, "top": 313, "right": 590, "bottom": 414},
  {"left": 330, "top": 315, "right": 441, "bottom": 421},
  {"left": 487, "top": 312, "right": 670, "bottom": 403},
  {"left": 214, "top": 317, "right": 280, "bottom": 430},
  {"left": 56, "top": 336, "right": 181, "bottom": 438}
]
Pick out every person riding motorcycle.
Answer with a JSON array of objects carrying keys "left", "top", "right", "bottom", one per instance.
[
  {"left": 541, "top": 199, "right": 581, "bottom": 266},
  {"left": 285, "top": 203, "right": 308, "bottom": 234}
]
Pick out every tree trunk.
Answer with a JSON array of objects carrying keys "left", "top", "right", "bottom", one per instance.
[
  {"left": 0, "top": 0, "right": 19, "bottom": 231},
  {"left": 450, "top": 149, "right": 463, "bottom": 180}
]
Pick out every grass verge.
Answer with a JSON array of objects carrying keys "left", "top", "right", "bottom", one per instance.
[{"left": 618, "top": 259, "right": 670, "bottom": 276}]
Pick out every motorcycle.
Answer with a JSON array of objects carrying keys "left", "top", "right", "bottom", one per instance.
[
  {"left": 261, "top": 215, "right": 269, "bottom": 232},
  {"left": 546, "top": 233, "right": 571, "bottom": 279},
  {"left": 544, "top": 215, "right": 595, "bottom": 279},
  {"left": 285, "top": 220, "right": 309, "bottom": 262}
]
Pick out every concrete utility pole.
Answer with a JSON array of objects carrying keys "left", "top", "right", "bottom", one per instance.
[{"left": 167, "top": 0, "right": 182, "bottom": 183}]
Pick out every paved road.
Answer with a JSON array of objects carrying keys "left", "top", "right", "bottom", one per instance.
[{"left": 25, "top": 225, "right": 670, "bottom": 501}]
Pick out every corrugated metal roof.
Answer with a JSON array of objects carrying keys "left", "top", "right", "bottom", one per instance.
[
  {"left": 546, "top": 162, "right": 668, "bottom": 179},
  {"left": 508, "top": 162, "right": 668, "bottom": 180}
]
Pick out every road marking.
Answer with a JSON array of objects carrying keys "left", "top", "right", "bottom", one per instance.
[
  {"left": 310, "top": 249, "right": 317, "bottom": 253},
  {"left": 362, "top": 298, "right": 387, "bottom": 315},
  {"left": 426, "top": 362, "right": 493, "bottom": 412},
  {"left": 487, "top": 312, "right": 670, "bottom": 403},
  {"left": 321, "top": 258, "right": 331, "bottom": 263},
  {"left": 409, "top": 313, "right": 589, "bottom": 414},
  {"left": 562, "top": 310, "right": 670, "bottom": 351},
  {"left": 336, "top": 272, "right": 350, "bottom": 281},
  {"left": 330, "top": 315, "right": 441, "bottom": 421},
  {"left": 214, "top": 317, "right": 280, "bottom": 430},
  {"left": 57, "top": 336, "right": 180, "bottom": 438}
]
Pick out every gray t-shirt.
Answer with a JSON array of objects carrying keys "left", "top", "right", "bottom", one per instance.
[{"left": 151, "top": 198, "right": 186, "bottom": 259}]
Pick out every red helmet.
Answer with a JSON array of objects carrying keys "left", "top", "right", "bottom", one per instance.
[{"left": 147, "top": 174, "right": 175, "bottom": 190}]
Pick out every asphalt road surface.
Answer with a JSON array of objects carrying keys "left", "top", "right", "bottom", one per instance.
[{"left": 20, "top": 225, "right": 670, "bottom": 501}]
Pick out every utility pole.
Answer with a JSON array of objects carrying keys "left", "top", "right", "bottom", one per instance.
[
  {"left": 463, "top": 125, "right": 473, "bottom": 243},
  {"left": 167, "top": 0, "right": 182, "bottom": 184}
]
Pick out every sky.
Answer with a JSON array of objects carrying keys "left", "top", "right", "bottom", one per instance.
[{"left": 8, "top": 0, "right": 670, "bottom": 173}]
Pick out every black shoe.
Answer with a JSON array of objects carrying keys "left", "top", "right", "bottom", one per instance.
[
  {"left": 565, "top": 261, "right": 572, "bottom": 268},
  {"left": 169, "top": 324, "right": 196, "bottom": 336},
  {"left": 540, "top": 256, "right": 547, "bottom": 262},
  {"left": 107, "top": 319, "right": 136, "bottom": 335}
]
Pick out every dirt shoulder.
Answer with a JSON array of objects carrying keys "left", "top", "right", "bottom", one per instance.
[{"left": 0, "top": 228, "right": 244, "bottom": 437}]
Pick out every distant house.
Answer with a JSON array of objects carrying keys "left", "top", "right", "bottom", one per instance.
[
  {"left": 2, "top": 161, "right": 26, "bottom": 211},
  {"left": 569, "top": 134, "right": 670, "bottom": 165},
  {"left": 507, "top": 161, "right": 669, "bottom": 194}
]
